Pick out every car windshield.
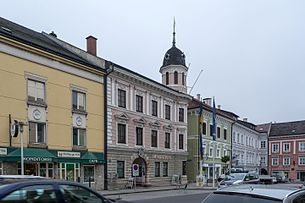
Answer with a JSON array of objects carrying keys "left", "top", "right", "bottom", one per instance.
[{"left": 203, "top": 193, "right": 282, "bottom": 203}]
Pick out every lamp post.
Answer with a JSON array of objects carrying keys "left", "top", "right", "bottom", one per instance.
[{"left": 18, "top": 121, "right": 26, "bottom": 175}]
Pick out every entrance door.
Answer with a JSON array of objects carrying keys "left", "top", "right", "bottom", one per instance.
[
  {"left": 25, "top": 163, "right": 37, "bottom": 176},
  {"left": 132, "top": 157, "right": 147, "bottom": 185}
]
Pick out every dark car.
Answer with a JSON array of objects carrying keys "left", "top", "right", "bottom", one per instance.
[
  {"left": 219, "top": 172, "right": 260, "bottom": 187},
  {"left": 0, "top": 175, "right": 128, "bottom": 203},
  {"left": 202, "top": 184, "right": 305, "bottom": 203}
]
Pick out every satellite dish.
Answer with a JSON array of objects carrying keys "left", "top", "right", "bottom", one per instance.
[{"left": 10, "top": 120, "right": 19, "bottom": 137}]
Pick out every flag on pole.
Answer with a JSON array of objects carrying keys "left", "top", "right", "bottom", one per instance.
[
  {"left": 212, "top": 97, "right": 217, "bottom": 141},
  {"left": 199, "top": 98, "right": 204, "bottom": 160}
]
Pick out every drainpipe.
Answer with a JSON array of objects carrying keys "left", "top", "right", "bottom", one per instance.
[
  {"left": 104, "top": 61, "right": 114, "bottom": 190},
  {"left": 230, "top": 120, "right": 237, "bottom": 170}
]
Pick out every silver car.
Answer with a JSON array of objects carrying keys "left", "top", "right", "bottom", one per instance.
[{"left": 202, "top": 184, "right": 305, "bottom": 203}]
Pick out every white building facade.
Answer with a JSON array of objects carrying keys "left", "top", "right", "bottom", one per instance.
[{"left": 232, "top": 120, "right": 260, "bottom": 172}]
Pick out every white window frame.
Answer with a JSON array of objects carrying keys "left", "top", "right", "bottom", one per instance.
[
  {"left": 260, "top": 156, "right": 266, "bottom": 165},
  {"left": 283, "top": 143, "right": 290, "bottom": 153},
  {"left": 72, "top": 127, "right": 86, "bottom": 146},
  {"left": 261, "top": 141, "right": 266, "bottom": 149},
  {"left": 283, "top": 157, "right": 290, "bottom": 166},
  {"left": 83, "top": 165, "right": 95, "bottom": 183},
  {"left": 272, "top": 143, "right": 279, "bottom": 153},
  {"left": 299, "top": 142, "right": 305, "bottom": 152},
  {"left": 209, "top": 147, "right": 213, "bottom": 157},
  {"left": 299, "top": 157, "right": 305, "bottom": 166},
  {"left": 272, "top": 158, "right": 279, "bottom": 166},
  {"left": 216, "top": 148, "right": 221, "bottom": 158}
]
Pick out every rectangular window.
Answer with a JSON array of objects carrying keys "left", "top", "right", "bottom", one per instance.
[
  {"left": 272, "top": 144, "right": 279, "bottom": 153},
  {"left": 152, "top": 100, "right": 158, "bottom": 117},
  {"left": 299, "top": 142, "right": 305, "bottom": 152},
  {"left": 118, "top": 89, "right": 126, "bottom": 108},
  {"left": 165, "top": 132, "right": 170, "bottom": 149},
  {"left": 217, "top": 127, "right": 221, "bottom": 139},
  {"left": 260, "top": 156, "right": 266, "bottom": 165},
  {"left": 117, "top": 161, "right": 125, "bottom": 178},
  {"left": 165, "top": 105, "right": 171, "bottom": 120},
  {"left": 117, "top": 124, "right": 126, "bottom": 144},
  {"left": 272, "top": 158, "right": 279, "bottom": 166},
  {"left": 283, "top": 157, "right": 290, "bottom": 166},
  {"left": 163, "top": 162, "right": 168, "bottom": 177},
  {"left": 299, "top": 157, "right": 305, "bottom": 166},
  {"left": 73, "top": 128, "right": 86, "bottom": 146},
  {"left": 151, "top": 130, "right": 158, "bottom": 147},
  {"left": 179, "top": 108, "right": 184, "bottom": 122},
  {"left": 0, "top": 162, "right": 3, "bottom": 175},
  {"left": 182, "top": 161, "right": 187, "bottom": 175},
  {"left": 261, "top": 141, "right": 266, "bottom": 149},
  {"left": 179, "top": 134, "right": 184, "bottom": 150},
  {"left": 224, "top": 129, "right": 227, "bottom": 140},
  {"left": 209, "top": 148, "right": 213, "bottom": 157},
  {"left": 136, "top": 127, "right": 143, "bottom": 146},
  {"left": 29, "top": 122, "right": 46, "bottom": 144},
  {"left": 72, "top": 90, "right": 86, "bottom": 111},
  {"left": 216, "top": 148, "right": 220, "bottom": 158},
  {"left": 84, "top": 166, "right": 95, "bottom": 182},
  {"left": 154, "top": 162, "right": 160, "bottom": 177},
  {"left": 136, "top": 95, "right": 143, "bottom": 113},
  {"left": 28, "top": 80, "right": 45, "bottom": 103},
  {"left": 283, "top": 143, "right": 290, "bottom": 153},
  {"left": 202, "top": 123, "right": 206, "bottom": 135},
  {"left": 210, "top": 125, "right": 213, "bottom": 137}
]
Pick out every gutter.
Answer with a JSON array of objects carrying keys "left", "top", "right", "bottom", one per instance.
[
  {"left": 230, "top": 120, "right": 237, "bottom": 169},
  {"left": 103, "top": 61, "right": 114, "bottom": 190}
]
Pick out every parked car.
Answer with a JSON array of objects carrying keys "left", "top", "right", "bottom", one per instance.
[
  {"left": 0, "top": 175, "right": 128, "bottom": 203},
  {"left": 272, "top": 171, "right": 288, "bottom": 183},
  {"left": 219, "top": 172, "right": 260, "bottom": 187},
  {"left": 202, "top": 184, "right": 305, "bottom": 203}
]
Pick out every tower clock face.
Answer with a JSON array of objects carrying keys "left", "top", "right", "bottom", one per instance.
[
  {"left": 33, "top": 109, "right": 41, "bottom": 120},
  {"left": 76, "top": 116, "right": 83, "bottom": 126}
]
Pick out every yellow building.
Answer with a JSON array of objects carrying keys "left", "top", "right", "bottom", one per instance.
[{"left": 0, "top": 17, "right": 106, "bottom": 189}]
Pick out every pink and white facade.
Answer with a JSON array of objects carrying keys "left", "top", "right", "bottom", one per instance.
[
  {"left": 268, "top": 120, "right": 305, "bottom": 181},
  {"left": 106, "top": 64, "right": 191, "bottom": 188}
]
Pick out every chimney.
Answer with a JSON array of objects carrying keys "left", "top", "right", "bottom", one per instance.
[
  {"left": 86, "top": 35, "right": 97, "bottom": 56},
  {"left": 197, "top": 94, "right": 200, "bottom": 100},
  {"left": 243, "top": 118, "right": 248, "bottom": 122},
  {"left": 217, "top": 105, "right": 221, "bottom": 109}
]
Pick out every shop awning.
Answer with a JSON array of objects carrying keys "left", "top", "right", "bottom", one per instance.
[
  {"left": 81, "top": 152, "right": 104, "bottom": 164},
  {"left": 6, "top": 148, "right": 56, "bottom": 162}
]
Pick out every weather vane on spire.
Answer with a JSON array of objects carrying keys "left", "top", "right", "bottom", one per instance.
[{"left": 173, "top": 17, "right": 176, "bottom": 47}]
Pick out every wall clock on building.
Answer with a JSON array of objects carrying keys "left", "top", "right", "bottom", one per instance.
[
  {"left": 76, "top": 116, "right": 83, "bottom": 126},
  {"left": 33, "top": 109, "right": 41, "bottom": 120}
]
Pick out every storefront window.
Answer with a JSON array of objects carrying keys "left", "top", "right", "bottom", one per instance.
[
  {"left": 40, "top": 163, "right": 46, "bottom": 177},
  {"left": 59, "top": 163, "right": 80, "bottom": 181},
  {"left": 48, "top": 163, "right": 54, "bottom": 178},
  {"left": 84, "top": 166, "right": 95, "bottom": 182},
  {"left": 0, "top": 162, "right": 3, "bottom": 175}
]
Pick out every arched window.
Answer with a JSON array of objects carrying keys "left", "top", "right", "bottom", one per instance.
[
  {"left": 182, "top": 72, "right": 185, "bottom": 85},
  {"left": 166, "top": 72, "right": 169, "bottom": 85},
  {"left": 174, "top": 71, "right": 178, "bottom": 84}
]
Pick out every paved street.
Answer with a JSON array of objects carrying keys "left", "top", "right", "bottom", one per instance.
[{"left": 106, "top": 189, "right": 212, "bottom": 202}]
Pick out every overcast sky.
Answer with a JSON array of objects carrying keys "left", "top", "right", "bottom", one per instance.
[{"left": 2, "top": 0, "right": 305, "bottom": 124}]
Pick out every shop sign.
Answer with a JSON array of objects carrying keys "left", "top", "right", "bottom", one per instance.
[
  {"left": 24, "top": 157, "right": 52, "bottom": 162},
  {"left": 57, "top": 151, "right": 81, "bottom": 158},
  {"left": 0, "top": 148, "right": 7, "bottom": 156},
  {"left": 88, "top": 159, "right": 98, "bottom": 163},
  {"left": 152, "top": 154, "right": 172, "bottom": 160}
]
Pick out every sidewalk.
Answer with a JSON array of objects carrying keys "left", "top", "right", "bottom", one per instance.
[{"left": 100, "top": 183, "right": 217, "bottom": 196}]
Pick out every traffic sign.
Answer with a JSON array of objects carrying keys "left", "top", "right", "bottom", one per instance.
[{"left": 132, "top": 164, "right": 139, "bottom": 177}]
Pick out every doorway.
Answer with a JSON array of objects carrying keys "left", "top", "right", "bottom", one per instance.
[{"left": 132, "top": 157, "right": 147, "bottom": 185}]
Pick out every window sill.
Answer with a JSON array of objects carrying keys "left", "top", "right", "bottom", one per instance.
[
  {"left": 72, "top": 145, "right": 87, "bottom": 151},
  {"left": 27, "top": 100, "right": 47, "bottom": 108},
  {"left": 28, "top": 143, "right": 47, "bottom": 149},
  {"left": 72, "top": 109, "right": 88, "bottom": 115}
]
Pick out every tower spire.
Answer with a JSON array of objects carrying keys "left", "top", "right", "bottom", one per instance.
[{"left": 172, "top": 17, "right": 176, "bottom": 47}]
